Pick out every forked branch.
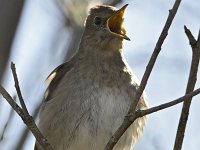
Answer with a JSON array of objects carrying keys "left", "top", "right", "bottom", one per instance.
[
  {"left": 0, "top": 63, "right": 53, "bottom": 150},
  {"left": 174, "top": 26, "right": 200, "bottom": 150}
]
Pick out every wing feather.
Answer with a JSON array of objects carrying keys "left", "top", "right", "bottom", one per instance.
[{"left": 44, "top": 62, "right": 73, "bottom": 102}]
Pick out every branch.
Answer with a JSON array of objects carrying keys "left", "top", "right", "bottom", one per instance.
[
  {"left": 11, "top": 62, "right": 29, "bottom": 115},
  {"left": 0, "top": 63, "right": 53, "bottom": 150},
  {"left": 173, "top": 27, "right": 200, "bottom": 150},
  {"left": 122, "top": 88, "right": 200, "bottom": 135},
  {"left": 135, "top": 88, "right": 200, "bottom": 118},
  {"left": 16, "top": 103, "right": 40, "bottom": 150},
  {"left": 105, "top": 0, "right": 182, "bottom": 149}
]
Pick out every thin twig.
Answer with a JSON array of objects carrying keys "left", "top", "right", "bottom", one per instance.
[
  {"left": 120, "top": 88, "right": 200, "bottom": 123},
  {"left": 136, "top": 88, "right": 200, "bottom": 118},
  {"left": 16, "top": 103, "right": 41, "bottom": 150},
  {"left": 173, "top": 27, "right": 200, "bottom": 150},
  {"left": 0, "top": 64, "right": 53, "bottom": 150},
  {"left": 11, "top": 62, "right": 29, "bottom": 115},
  {"left": 105, "top": 0, "right": 182, "bottom": 149}
]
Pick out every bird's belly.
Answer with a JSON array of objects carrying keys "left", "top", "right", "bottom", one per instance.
[{"left": 39, "top": 85, "right": 135, "bottom": 150}]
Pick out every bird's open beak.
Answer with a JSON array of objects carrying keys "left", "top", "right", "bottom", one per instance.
[{"left": 107, "top": 4, "right": 130, "bottom": 41}]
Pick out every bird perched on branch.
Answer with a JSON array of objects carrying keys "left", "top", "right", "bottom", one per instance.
[{"left": 35, "top": 4, "right": 148, "bottom": 150}]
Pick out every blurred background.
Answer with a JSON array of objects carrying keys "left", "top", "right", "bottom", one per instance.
[{"left": 0, "top": 0, "right": 199, "bottom": 150}]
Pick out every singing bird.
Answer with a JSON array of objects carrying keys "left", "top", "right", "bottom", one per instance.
[{"left": 35, "top": 4, "right": 148, "bottom": 150}]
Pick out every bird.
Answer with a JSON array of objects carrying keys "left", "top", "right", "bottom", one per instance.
[{"left": 35, "top": 4, "right": 148, "bottom": 150}]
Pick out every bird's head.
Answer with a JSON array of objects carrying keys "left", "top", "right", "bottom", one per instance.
[{"left": 81, "top": 4, "right": 130, "bottom": 51}]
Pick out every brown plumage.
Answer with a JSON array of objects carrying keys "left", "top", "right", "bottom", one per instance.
[{"left": 35, "top": 4, "right": 148, "bottom": 150}]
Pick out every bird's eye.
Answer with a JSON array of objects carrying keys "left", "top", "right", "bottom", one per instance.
[{"left": 94, "top": 17, "right": 102, "bottom": 25}]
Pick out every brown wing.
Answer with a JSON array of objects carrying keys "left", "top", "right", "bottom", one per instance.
[
  {"left": 44, "top": 61, "right": 73, "bottom": 102},
  {"left": 34, "top": 61, "right": 73, "bottom": 149}
]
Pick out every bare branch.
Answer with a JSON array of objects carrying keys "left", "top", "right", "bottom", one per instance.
[
  {"left": 184, "top": 25, "right": 197, "bottom": 48},
  {"left": 174, "top": 27, "right": 200, "bottom": 150},
  {"left": 136, "top": 88, "right": 200, "bottom": 118},
  {"left": 11, "top": 62, "right": 29, "bottom": 115},
  {"left": 0, "top": 86, "right": 22, "bottom": 116},
  {"left": 105, "top": 0, "right": 182, "bottom": 149},
  {"left": 16, "top": 103, "right": 40, "bottom": 150},
  {"left": 120, "top": 88, "right": 200, "bottom": 125},
  {"left": 0, "top": 64, "right": 53, "bottom": 150}
]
